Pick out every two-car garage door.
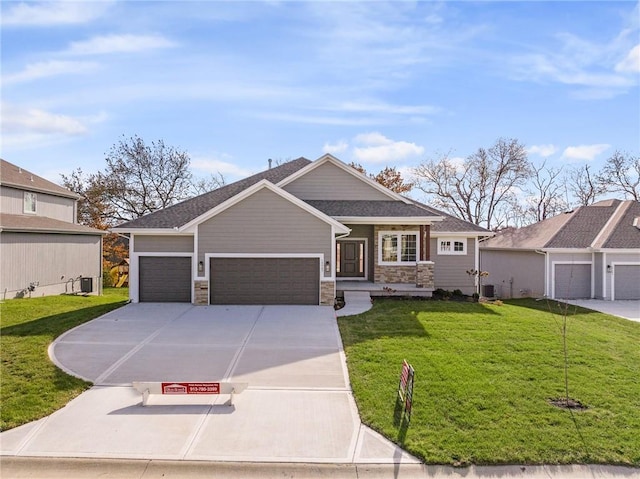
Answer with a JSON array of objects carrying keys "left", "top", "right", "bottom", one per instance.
[{"left": 210, "top": 257, "right": 320, "bottom": 305}]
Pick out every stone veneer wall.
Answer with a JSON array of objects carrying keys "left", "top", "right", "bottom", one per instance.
[
  {"left": 416, "top": 261, "right": 435, "bottom": 288},
  {"left": 320, "top": 281, "right": 335, "bottom": 306},
  {"left": 373, "top": 225, "right": 420, "bottom": 284},
  {"left": 194, "top": 280, "right": 208, "bottom": 305}
]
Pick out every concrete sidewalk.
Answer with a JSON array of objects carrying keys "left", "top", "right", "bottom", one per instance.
[{"left": 1, "top": 304, "right": 417, "bottom": 464}]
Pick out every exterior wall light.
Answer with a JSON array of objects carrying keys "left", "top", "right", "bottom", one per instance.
[
  {"left": 606, "top": 265, "right": 612, "bottom": 273},
  {"left": 325, "top": 261, "right": 331, "bottom": 273},
  {"left": 198, "top": 261, "right": 204, "bottom": 273}
]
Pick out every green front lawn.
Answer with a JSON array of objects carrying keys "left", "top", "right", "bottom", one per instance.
[
  {"left": 0, "top": 289, "right": 129, "bottom": 431},
  {"left": 338, "top": 299, "right": 640, "bottom": 466}
]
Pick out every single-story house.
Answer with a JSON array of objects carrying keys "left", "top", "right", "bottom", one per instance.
[
  {"left": 113, "top": 154, "right": 489, "bottom": 305},
  {"left": 0, "top": 159, "right": 105, "bottom": 299},
  {"left": 480, "top": 199, "right": 640, "bottom": 300}
]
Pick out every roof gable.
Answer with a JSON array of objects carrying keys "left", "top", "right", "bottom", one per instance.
[
  {"left": 0, "top": 159, "right": 78, "bottom": 199},
  {"left": 278, "top": 154, "right": 410, "bottom": 203},
  {"left": 181, "top": 180, "right": 350, "bottom": 233}
]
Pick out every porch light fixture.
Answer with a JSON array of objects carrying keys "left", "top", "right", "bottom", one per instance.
[
  {"left": 325, "top": 261, "right": 331, "bottom": 273},
  {"left": 198, "top": 261, "right": 204, "bottom": 273},
  {"left": 606, "top": 264, "right": 612, "bottom": 273}
]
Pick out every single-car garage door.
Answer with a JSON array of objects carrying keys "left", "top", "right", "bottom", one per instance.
[
  {"left": 210, "top": 257, "right": 319, "bottom": 305},
  {"left": 614, "top": 265, "right": 640, "bottom": 300},
  {"left": 139, "top": 256, "right": 192, "bottom": 302},
  {"left": 554, "top": 263, "right": 591, "bottom": 299}
]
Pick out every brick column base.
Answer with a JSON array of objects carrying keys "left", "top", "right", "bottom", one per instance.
[
  {"left": 416, "top": 261, "right": 434, "bottom": 288},
  {"left": 320, "top": 281, "right": 335, "bottom": 306},
  {"left": 194, "top": 280, "right": 208, "bottom": 305}
]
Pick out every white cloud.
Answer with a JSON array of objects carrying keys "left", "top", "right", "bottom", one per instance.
[
  {"left": 333, "top": 101, "right": 440, "bottom": 116},
  {"left": 191, "top": 156, "right": 254, "bottom": 179},
  {"left": 352, "top": 132, "right": 424, "bottom": 164},
  {"left": 616, "top": 44, "right": 640, "bottom": 73},
  {"left": 561, "top": 144, "right": 610, "bottom": 162},
  {"left": 3, "top": 60, "right": 99, "bottom": 85},
  {"left": 323, "top": 140, "right": 349, "bottom": 155},
  {"left": 66, "top": 34, "right": 176, "bottom": 56},
  {"left": 527, "top": 144, "right": 557, "bottom": 157},
  {"left": 2, "top": 1, "right": 112, "bottom": 26},
  {"left": 2, "top": 103, "right": 87, "bottom": 135}
]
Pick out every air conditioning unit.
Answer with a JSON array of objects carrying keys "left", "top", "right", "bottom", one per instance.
[{"left": 80, "top": 277, "right": 93, "bottom": 293}]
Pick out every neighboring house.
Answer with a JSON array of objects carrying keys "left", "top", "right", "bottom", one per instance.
[
  {"left": 480, "top": 199, "right": 640, "bottom": 300},
  {"left": 113, "top": 154, "right": 489, "bottom": 305},
  {"left": 0, "top": 159, "right": 104, "bottom": 299}
]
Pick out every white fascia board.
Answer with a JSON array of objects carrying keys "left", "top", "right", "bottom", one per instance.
[
  {"left": 542, "top": 248, "right": 593, "bottom": 253},
  {"left": 434, "top": 231, "right": 489, "bottom": 237},
  {"left": 334, "top": 216, "right": 443, "bottom": 225},
  {"left": 598, "top": 248, "right": 640, "bottom": 254},
  {"left": 276, "top": 153, "right": 412, "bottom": 204},
  {"left": 180, "top": 179, "right": 350, "bottom": 234}
]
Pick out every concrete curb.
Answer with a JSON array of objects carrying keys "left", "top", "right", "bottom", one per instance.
[{"left": 2, "top": 457, "right": 638, "bottom": 479}]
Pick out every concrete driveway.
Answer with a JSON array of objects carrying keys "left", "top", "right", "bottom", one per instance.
[
  {"left": 564, "top": 299, "right": 640, "bottom": 322},
  {"left": 0, "top": 304, "right": 417, "bottom": 464}
]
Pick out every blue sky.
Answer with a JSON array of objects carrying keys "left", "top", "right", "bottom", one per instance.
[{"left": 2, "top": 0, "right": 639, "bottom": 186}]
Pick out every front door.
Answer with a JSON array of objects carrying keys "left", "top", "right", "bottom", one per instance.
[{"left": 337, "top": 241, "right": 365, "bottom": 278}]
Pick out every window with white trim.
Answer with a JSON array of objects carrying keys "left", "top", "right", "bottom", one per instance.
[
  {"left": 23, "top": 192, "right": 37, "bottom": 214},
  {"left": 378, "top": 232, "right": 419, "bottom": 264},
  {"left": 437, "top": 238, "right": 466, "bottom": 255}
]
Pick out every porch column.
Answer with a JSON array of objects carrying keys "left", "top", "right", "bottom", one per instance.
[{"left": 420, "top": 225, "right": 431, "bottom": 261}]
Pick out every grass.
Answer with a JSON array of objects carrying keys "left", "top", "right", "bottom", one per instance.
[
  {"left": 338, "top": 298, "right": 640, "bottom": 466},
  {"left": 0, "top": 288, "right": 129, "bottom": 431}
]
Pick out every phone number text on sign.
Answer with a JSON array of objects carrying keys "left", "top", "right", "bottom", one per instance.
[{"left": 161, "top": 382, "right": 220, "bottom": 394}]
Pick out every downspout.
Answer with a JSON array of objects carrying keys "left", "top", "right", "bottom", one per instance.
[{"left": 534, "top": 249, "right": 547, "bottom": 297}]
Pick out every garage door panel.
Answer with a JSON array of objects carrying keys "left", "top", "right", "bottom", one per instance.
[
  {"left": 554, "top": 264, "right": 591, "bottom": 299},
  {"left": 210, "top": 258, "right": 319, "bottom": 305},
  {"left": 614, "top": 265, "right": 640, "bottom": 300},
  {"left": 139, "top": 256, "right": 191, "bottom": 303}
]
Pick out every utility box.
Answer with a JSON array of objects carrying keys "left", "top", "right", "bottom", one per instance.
[
  {"left": 80, "top": 277, "right": 93, "bottom": 293},
  {"left": 483, "top": 284, "right": 495, "bottom": 298}
]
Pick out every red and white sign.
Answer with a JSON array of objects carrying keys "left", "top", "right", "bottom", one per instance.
[{"left": 161, "top": 382, "right": 220, "bottom": 395}]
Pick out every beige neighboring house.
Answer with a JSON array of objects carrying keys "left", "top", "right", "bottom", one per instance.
[
  {"left": 0, "top": 159, "right": 105, "bottom": 299},
  {"left": 480, "top": 199, "right": 640, "bottom": 300},
  {"left": 113, "top": 154, "right": 490, "bottom": 306}
]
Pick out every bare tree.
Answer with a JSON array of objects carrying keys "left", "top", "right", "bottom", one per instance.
[
  {"left": 348, "top": 163, "right": 414, "bottom": 193},
  {"left": 597, "top": 151, "right": 640, "bottom": 201},
  {"left": 521, "top": 161, "right": 568, "bottom": 224},
  {"left": 101, "top": 135, "right": 194, "bottom": 222},
  {"left": 413, "top": 138, "right": 530, "bottom": 230},
  {"left": 567, "top": 164, "right": 606, "bottom": 206},
  {"left": 190, "top": 172, "right": 226, "bottom": 195}
]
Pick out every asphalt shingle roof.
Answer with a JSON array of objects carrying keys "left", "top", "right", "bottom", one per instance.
[
  {"left": 0, "top": 213, "right": 105, "bottom": 235},
  {"left": 115, "top": 158, "right": 312, "bottom": 229},
  {"left": 304, "top": 200, "right": 439, "bottom": 218},
  {"left": 482, "top": 199, "right": 640, "bottom": 250},
  {"left": 1, "top": 159, "right": 78, "bottom": 199}
]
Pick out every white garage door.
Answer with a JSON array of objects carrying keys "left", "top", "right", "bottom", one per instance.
[
  {"left": 554, "top": 264, "right": 591, "bottom": 299},
  {"left": 614, "top": 265, "right": 640, "bottom": 300}
]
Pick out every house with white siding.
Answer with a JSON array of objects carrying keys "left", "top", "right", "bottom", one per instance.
[
  {"left": 0, "top": 159, "right": 104, "bottom": 299},
  {"left": 114, "top": 154, "right": 489, "bottom": 305},
  {"left": 480, "top": 199, "right": 640, "bottom": 300}
]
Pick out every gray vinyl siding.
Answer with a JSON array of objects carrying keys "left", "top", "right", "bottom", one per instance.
[
  {"left": 480, "top": 250, "right": 545, "bottom": 298},
  {"left": 1, "top": 186, "right": 75, "bottom": 222},
  {"left": 282, "top": 162, "right": 392, "bottom": 201},
  {"left": 198, "top": 188, "right": 332, "bottom": 276},
  {"left": 593, "top": 253, "right": 604, "bottom": 299},
  {"left": 0, "top": 232, "right": 101, "bottom": 298},
  {"left": 431, "top": 237, "right": 476, "bottom": 294},
  {"left": 134, "top": 235, "right": 194, "bottom": 253},
  {"left": 343, "top": 224, "right": 374, "bottom": 281}
]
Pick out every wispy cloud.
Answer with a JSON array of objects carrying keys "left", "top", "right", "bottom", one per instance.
[
  {"left": 65, "top": 34, "right": 176, "bottom": 56},
  {"left": 323, "top": 140, "right": 349, "bottom": 155},
  {"left": 353, "top": 132, "right": 424, "bottom": 164},
  {"left": 561, "top": 144, "right": 610, "bottom": 162},
  {"left": 2, "top": 1, "right": 112, "bottom": 26},
  {"left": 3, "top": 60, "right": 99, "bottom": 85},
  {"left": 527, "top": 144, "right": 557, "bottom": 157},
  {"left": 616, "top": 44, "right": 640, "bottom": 73},
  {"left": 191, "top": 155, "right": 254, "bottom": 179}
]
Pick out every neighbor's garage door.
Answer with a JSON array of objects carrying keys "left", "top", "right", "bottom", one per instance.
[
  {"left": 139, "top": 256, "right": 191, "bottom": 302},
  {"left": 210, "top": 257, "right": 319, "bottom": 305},
  {"left": 554, "top": 264, "right": 591, "bottom": 299},
  {"left": 614, "top": 265, "right": 640, "bottom": 300}
]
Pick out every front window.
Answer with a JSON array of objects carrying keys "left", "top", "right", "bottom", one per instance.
[
  {"left": 379, "top": 232, "right": 418, "bottom": 264},
  {"left": 438, "top": 238, "right": 467, "bottom": 255},
  {"left": 24, "top": 192, "right": 37, "bottom": 214}
]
